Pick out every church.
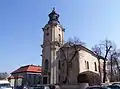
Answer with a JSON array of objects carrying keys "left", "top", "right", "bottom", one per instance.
[{"left": 41, "top": 8, "right": 109, "bottom": 85}]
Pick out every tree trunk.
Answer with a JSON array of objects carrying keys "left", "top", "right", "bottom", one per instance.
[
  {"left": 114, "top": 58, "right": 120, "bottom": 81},
  {"left": 64, "top": 50, "right": 78, "bottom": 84},
  {"left": 66, "top": 63, "right": 69, "bottom": 84},
  {"left": 98, "top": 58, "right": 102, "bottom": 83},
  {"left": 63, "top": 61, "right": 69, "bottom": 84},
  {"left": 110, "top": 56, "right": 113, "bottom": 82},
  {"left": 103, "top": 47, "right": 111, "bottom": 83},
  {"left": 103, "top": 52, "right": 108, "bottom": 83},
  {"left": 103, "top": 59, "right": 106, "bottom": 83}
]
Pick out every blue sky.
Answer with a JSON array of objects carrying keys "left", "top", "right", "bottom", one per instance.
[{"left": 0, "top": 0, "right": 120, "bottom": 73}]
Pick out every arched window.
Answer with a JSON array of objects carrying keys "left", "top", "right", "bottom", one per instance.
[
  {"left": 46, "top": 27, "right": 49, "bottom": 36},
  {"left": 46, "top": 33, "right": 49, "bottom": 36},
  {"left": 47, "top": 27, "right": 49, "bottom": 30},
  {"left": 87, "top": 61, "right": 89, "bottom": 69},
  {"left": 59, "top": 34, "right": 61, "bottom": 42},
  {"left": 94, "top": 62, "right": 97, "bottom": 71},
  {"left": 45, "top": 59, "right": 49, "bottom": 71},
  {"left": 59, "top": 28, "right": 60, "bottom": 31}
]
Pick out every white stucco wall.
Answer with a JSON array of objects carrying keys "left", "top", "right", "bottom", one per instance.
[
  {"left": 78, "top": 50, "right": 99, "bottom": 74},
  {"left": 54, "top": 25, "right": 64, "bottom": 44},
  {"left": 9, "top": 79, "right": 15, "bottom": 87}
]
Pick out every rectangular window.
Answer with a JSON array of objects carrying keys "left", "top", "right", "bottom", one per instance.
[
  {"left": 85, "top": 60, "right": 86, "bottom": 68},
  {"left": 94, "top": 62, "right": 97, "bottom": 71},
  {"left": 87, "top": 61, "right": 89, "bottom": 69},
  {"left": 59, "top": 34, "right": 61, "bottom": 42},
  {"left": 45, "top": 59, "right": 49, "bottom": 72}
]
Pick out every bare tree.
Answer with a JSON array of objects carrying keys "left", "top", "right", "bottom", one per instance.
[
  {"left": 0, "top": 72, "right": 9, "bottom": 80},
  {"left": 111, "top": 50, "right": 120, "bottom": 81},
  {"left": 100, "top": 39, "right": 114, "bottom": 83},
  {"left": 107, "top": 49, "right": 117, "bottom": 82},
  {"left": 110, "top": 53, "right": 114, "bottom": 82},
  {"left": 93, "top": 39, "right": 114, "bottom": 83},
  {"left": 68, "top": 37, "right": 85, "bottom": 46},
  {"left": 59, "top": 37, "right": 85, "bottom": 84},
  {"left": 92, "top": 45, "right": 102, "bottom": 83}
]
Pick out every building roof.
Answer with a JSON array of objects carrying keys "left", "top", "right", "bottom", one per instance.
[
  {"left": 61, "top": 43, "right": 104, "bottom": 60},
  {"left": 11, "top": 65, "right": 42, "bottom": 74},
  {"left": 8, "top": 75, "right": 23, "bottom": 79}
]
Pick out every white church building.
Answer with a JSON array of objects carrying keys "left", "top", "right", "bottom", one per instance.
[{"left": 41, "top": 8, "right": 108, "bottom": 85}]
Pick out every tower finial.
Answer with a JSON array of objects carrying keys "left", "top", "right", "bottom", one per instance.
[
  {"left": 52, "top": 7, "right": 55, "bottom": 12},
  {"left": 48, "top": 7, "right": 59, "bottom": 23}
]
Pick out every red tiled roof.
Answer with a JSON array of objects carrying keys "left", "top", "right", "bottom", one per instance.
[{"left": 11, "top": 65, "right": 42, "bottom": 74}]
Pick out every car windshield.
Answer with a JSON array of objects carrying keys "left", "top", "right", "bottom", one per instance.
[
  {"left": 0, "top": 83, "right": 11, "bottom": 88},
  {"left": 112, "top": 83, "right": 120, "bottom": 86},
  {"left": 107, "top": 85, "right": 120, "bottom": 89},
  {"left": 87, "top": 87, "right": 109, "bottom": 89}
]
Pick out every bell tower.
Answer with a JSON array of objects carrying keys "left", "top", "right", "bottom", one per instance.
[{"left": 41, "top": 8, "right": 65, "bottom": 84}]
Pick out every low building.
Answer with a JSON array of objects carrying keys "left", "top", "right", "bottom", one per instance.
[{"left": 8, "top": 65, "right": 42, "bottom": 87}]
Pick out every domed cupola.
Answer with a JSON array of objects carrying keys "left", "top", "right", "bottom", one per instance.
[{"left": 48, "top": 7, "right": 60, "bottom": 24}]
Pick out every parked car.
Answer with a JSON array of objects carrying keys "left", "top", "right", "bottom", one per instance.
[
  {"left": 0, "top": 80, "right": 12, "bottom": 89},
  {"left": 48, "top": 85, "right": 55, "bottom": 89},
  {"left": 29, "top": 85, "right": 50, "bottom": 89},
  {"left": 111, "top": 82, "right": 120, "bottom": 86},
  {"left": 86, "top": 86, "right": 110, "bottom": 89},
  {"left": 107, "top": 84, "right": 120, "bottom": 89},
  {"left": 101, "top": 83, "right": 112, "bottom": 87}
]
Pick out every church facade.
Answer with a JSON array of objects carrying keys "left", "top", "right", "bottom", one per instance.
[{"left": 41, "top": 8, "right": 109, "bottom": 85}]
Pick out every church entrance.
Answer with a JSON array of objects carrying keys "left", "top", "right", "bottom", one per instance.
[{"left": 43, "top": 77, "right": 48, "bottom": 84}]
